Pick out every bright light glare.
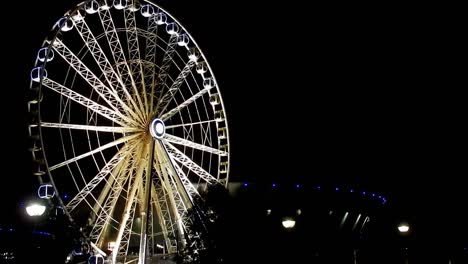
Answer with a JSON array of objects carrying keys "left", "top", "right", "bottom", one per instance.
[
  {"left": 282, "top": 218, "right": 296, "bottom": 229},
  {"left": 155, "top": 123, "right": 164, "bottom": 134},
  {"left": 398, "top": 224, "right": 410, "bottom": 233},
  {"left": 26, "top": 204, "right": 46, "bottom": 216}
]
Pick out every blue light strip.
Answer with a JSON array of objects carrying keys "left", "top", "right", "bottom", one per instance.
[{"left": 237, "top": 182, "right": 389, "bottom": 205}]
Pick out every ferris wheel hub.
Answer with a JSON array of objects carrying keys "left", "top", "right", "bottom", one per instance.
[{"left": 150, "top": 118, "right": 165, "bottom": 139}]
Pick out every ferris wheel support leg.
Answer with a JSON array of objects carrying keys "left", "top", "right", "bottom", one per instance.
[{"left": 138, "top": 139, "right": 155, "bottom": 264}]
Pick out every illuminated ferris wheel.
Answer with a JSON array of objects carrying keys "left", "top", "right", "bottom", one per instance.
[{"left": 27, "top": 0, "right": 230, "bottom": 263}]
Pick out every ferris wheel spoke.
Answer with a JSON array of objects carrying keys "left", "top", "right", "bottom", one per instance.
[
  {"left": 71, "top": 16, "right": 146, "bottom": 124},
  {"left": 40, "top": 122, "right": 141, "bottom": 133},
  {"left": 117, "top": 196, "right": 139, "bottom": 259},
  {"left": 161, "top": 173, "right": 190, "bottom": 239},
  {"left": 163, "top": 133, "right": 227, "bottom": 156},
  {"left": 165, "top": 120, "right": 217, "bottom": 129},
  {"left": 52, "top": 40, "right": 141, "bottom": 122},
  {"left": 42, "top": 78, "right": 136, "bottom": 127},
  {"left": 154, "top": 143, "right": 190, "bottom": 245},
  {"left": 114, "top": 189, "right": 140, "bottom": 262},
  {"left": 151, "top": 179, "right": 178, "bottom": 253},
  {"left": 49, "top": 133, "right": 140, "bottom": 171},
  {"left": 150, "top": 190, "right": 168, "bottom": 256},
  {"left": 124, "top": 7, "right": 148, "bottom": 116},
  {"left": 65, "top": 145, "right": 133, "bottom": 212},
  {"left": 163, "top": 142, "right": 219, "bottom": 185},
  {"left": 154, "top": 34, "right": 178, "bottom": 107},
  {"left": 156, "top": 60, "right": 196, "bottom": 115},
  {"left": 115, "top": 137, "right": 154, "bottom": 260},
  {"left": 156, "top": 140, "right": 194, "bottom": 208},
  {"left": 112, "top": 189, "right": 138, "bottom": 262},
  {"left": 160, "top": 88, "right": 210, "bottom": 121},
  {"left": 145, "top": 16, "right": 159, "bottom": 113},
  {"left": 170, "top": 161, "right": 200, "bottom": 202},
  {"left": 157, "top": 157, "right": 192, "bottom": 244},
  {"left": 89, "top": 154, "right": 131, "bottom": 244},
  {"left": 97, "top": 8, "right": 147, "bottom": 121},
  {"left": 134, "top": 140, "right": 158, "bottom": 262},
  {"left": 112, "top": 152, "right": 145, "bottom": 263},
  {"left": 90, "top": 144, "right": 142, "bottom": 244},
  {"left": 96, "top": 10, "right": 127, "bottom": 72}
]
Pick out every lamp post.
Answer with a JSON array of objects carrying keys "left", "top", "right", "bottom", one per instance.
[{"left": 398, "top": 222, "right": 410, "bottom": 264}]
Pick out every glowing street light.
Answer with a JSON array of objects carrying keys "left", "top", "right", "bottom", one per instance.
[
  {"left": 282, "top": 218, "right": 296, "bottom": 229},
  {"left": 26, "top": 203, "right": 46, "bottom": 216},
  {"left": 398, "top": 222, "right": 411, "bottom": 264},
  {"left": 398, "top": 223, "right": 410, "bottom": 233}
]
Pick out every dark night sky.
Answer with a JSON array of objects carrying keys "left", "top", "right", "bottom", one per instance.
[{"left": 1, "top": 0, "right": 465, "bottom": 245}]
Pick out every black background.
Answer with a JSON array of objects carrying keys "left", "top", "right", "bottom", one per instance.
[{"left": 1, "top": 0, "right": 465, "bottom": 252}]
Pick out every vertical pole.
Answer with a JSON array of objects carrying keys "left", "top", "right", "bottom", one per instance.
[{"left": 138, "top": 139, "right": 155, "bottom": 264}]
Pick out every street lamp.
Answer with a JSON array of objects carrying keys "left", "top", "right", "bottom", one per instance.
[
  {"left": 398, "top": 223, "right": 410, "bottom": 234},
  {"left": 25, "top": 203, "right": 46, "bottom": 216},
  {"left": 281, "top": 218, "right": 296, "bottom": 229},
  {"left": 398, "top": 222, "right": 411, "bottom": 264}
]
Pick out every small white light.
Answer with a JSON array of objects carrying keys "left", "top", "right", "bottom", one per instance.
[
  {"left": 282, "top": 218, "right": 296, "bottom": 229},
  {"left": 266, "top": 209, "right": 272, "bottom": 215},
  {"left": 398, "top": 224, "right": 410, "bottom": 233},
  {"left": 155, "top": 123, "right": 164, "bottom": 134},
  {"left": 26, "top": 204, "right": 46, "bottom": 216}
]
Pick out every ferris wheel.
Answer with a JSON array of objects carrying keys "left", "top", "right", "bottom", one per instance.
[{"left": 27, "top": 0, "right": 230, "bottom": 263}]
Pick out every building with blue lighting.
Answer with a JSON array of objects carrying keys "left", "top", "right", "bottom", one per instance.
[{"left": 221, "top": 180, "right": 468, "bottom": 264}]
